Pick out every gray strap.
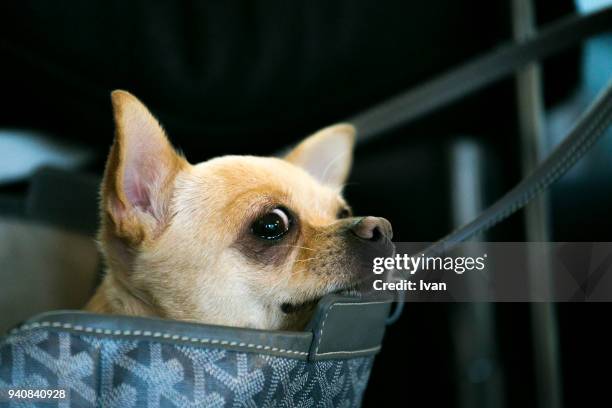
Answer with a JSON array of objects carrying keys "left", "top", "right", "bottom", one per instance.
[
  {"left": 387, "top": 82, "right": 612, "bottom": 324},
  {"left": 351, "top": 6, "right": 612, "bottom": 143},
  {"left": 429, "top": 79, "right": 612, "bottom": 253},
  {"left": 381, "top": 7, "right": 612, "bottom": 325}
]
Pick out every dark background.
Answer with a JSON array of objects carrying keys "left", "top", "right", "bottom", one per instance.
[{"left": 1, "top": 1, "right": 611, "bottom": 406}]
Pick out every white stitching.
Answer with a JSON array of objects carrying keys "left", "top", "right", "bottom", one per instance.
[
  {"left": 11, "top": 321, "right": 309, "bottom": 356},
  {"left": 316, "top": 345, "right": 382, "bottom": 357},
  {"left": 314, "top": 301, "right": 388, "bottom": 356}
]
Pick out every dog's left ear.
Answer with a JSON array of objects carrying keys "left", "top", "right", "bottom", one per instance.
[{"left": 285, "top": 124, "right": 355, "bottom": 188}]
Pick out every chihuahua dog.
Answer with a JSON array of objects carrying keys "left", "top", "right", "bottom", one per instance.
[{"left": 86, "top": 91, "right": 394, "bottom": 330}]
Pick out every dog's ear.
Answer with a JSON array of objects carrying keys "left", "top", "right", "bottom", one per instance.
[
  {"left": 102, "top": 90, "right": 187, "bottom": 244},
  {"left": 285, "top": 124, "right": 355, "bottom": 188}
]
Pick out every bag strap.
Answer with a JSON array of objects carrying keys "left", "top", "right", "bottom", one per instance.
[
  {"left": 379, "top": 7, "right": 612, "bottom": 325},
  {"left": 425, "top": 81, "right": 612, "bottom": 254},
  {"left": 351, "top": 6, "right": 612, "bottom": 142}
]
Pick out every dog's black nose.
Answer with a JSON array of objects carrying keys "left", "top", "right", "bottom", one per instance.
[{"left": 351, "top": 217, "right": 393, "bottom": 242}]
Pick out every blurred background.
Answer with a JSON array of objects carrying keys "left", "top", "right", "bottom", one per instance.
[{"left": 1, "top": 1, "right": 611, "bottom": 406}]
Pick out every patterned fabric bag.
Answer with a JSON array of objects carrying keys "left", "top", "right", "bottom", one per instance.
[{"left": 0, "top": 295, "right": 390, "bottom": 407}]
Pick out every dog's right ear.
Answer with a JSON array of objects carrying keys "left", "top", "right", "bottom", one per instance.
[
  {"left": 285, "top": 124, "right": 355, "bottom": 189},
  {"left": 102, "top": 90, "right": 187, "bottom": 245}
]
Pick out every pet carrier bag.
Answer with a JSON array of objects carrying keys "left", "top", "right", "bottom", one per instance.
[{"left": 0, "top": 296, "right": 390, "bottom": 406}]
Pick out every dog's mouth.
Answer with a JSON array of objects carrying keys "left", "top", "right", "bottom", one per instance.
[{"left": 280, "top": 284, "right": 362, "bottom": 314}]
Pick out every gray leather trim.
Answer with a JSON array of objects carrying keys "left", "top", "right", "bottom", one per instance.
[
  {"left": 306, "top": 295, "right": 392, "bottom": 361},
  {"left": 8, "top": 294, "right": 392, "bottom": 361},
  {"left": 15, "top": 310, "right": 313, "bottom": 360}
]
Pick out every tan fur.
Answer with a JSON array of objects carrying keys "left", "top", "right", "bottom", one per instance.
[{"left": 86, "top": 90, "right": 388, "bottom": 330}]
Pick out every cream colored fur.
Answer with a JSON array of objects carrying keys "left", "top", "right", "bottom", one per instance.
[{"left": 87, "top": 90, "right": 370, "bottom": 330}]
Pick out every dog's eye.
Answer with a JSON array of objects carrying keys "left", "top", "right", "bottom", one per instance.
[
  {"left": 251, "top": 208, "right": 291, "bottom": 240},
  {"left": 337, "top": 207, "right": 351, "bottom": 219}
]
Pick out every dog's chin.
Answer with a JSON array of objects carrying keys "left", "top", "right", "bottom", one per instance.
[
  {"left": 280, "top": 283, "right": 362, "bottom": 315},
  {"left": 333, "top": 284, "right": 362, "bottom": 298}
]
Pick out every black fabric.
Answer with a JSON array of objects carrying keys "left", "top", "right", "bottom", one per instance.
[{"left": 1, "top": 0, "right": 518, "bottom": 160}]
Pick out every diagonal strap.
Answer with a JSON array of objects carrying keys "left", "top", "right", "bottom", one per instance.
[
  {"left": 351, "top": 6, "right": 612, "bottom": 143},
  {"left": 379, "top": 7, "right": 612, "bottom": 325},
  {"left": 427, "top": 79, "right": 612, "bottom": 253},
  {"left": 386, "top": 80, "right": 612, "bottom": 324}
]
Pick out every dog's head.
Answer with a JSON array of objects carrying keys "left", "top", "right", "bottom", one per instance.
[{"left": 99, "top": 91, "right": 394, "bottom": 330}]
